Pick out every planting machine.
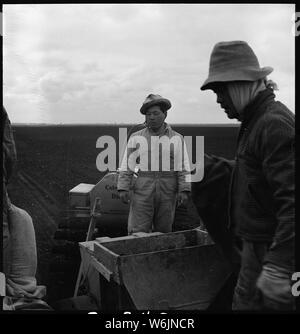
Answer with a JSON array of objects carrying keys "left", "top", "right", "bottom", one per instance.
[{"left": 49, "top": 125, "right": 235, "bottom": 311}]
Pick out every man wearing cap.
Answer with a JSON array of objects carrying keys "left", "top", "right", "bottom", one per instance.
[
  {"left": 117, "top": 94, "right": 191, "bottom": 234},
  {"left": 193, "top": 41, "right": 295, "bottom": 310}
]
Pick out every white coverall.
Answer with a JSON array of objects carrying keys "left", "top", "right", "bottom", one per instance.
[{"left": 117, "top": 123, "right": 191, "bottom": 234}]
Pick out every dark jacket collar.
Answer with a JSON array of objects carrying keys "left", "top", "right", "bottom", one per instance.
[
  {"left": 236, "top": 88, "right": 275, "bottom": 145},
  {"left": 241, "top": 88, "right": 275, "bottom": 128}
]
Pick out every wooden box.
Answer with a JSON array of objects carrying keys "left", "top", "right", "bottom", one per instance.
[
  {"left": 69, "top": 183, "right": 95, "bottom": 208},
  {"left": 91, "top": 228, "right": 232, "bottom": 310}
]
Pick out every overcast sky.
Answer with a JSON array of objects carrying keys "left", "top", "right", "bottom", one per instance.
[{"left": 3, "top": 4, "right": 295, "bottom": 124}]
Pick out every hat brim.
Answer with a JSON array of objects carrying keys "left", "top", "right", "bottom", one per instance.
[
  {"left": 200, "top": 66, "right": 273, "bottom": 91},
  {"left": 140, "top": 98, "right": 171, "bottom": 114}
]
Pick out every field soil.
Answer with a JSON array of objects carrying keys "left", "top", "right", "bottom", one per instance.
[{"left": 7, "top": 123, "right": 239, "bottom": 303}]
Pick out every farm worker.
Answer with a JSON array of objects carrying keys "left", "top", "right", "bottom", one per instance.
[
  {"left": 2, "top": 106, "right": 51, "bottom": 310},
  {"left": 193, "top": 41, "right": 295, "bottom": 311},
  {"left": 117, "top": 94, "right": 191, "bottom": 234}
]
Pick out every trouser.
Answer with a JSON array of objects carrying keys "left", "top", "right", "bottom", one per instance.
[
  {"left": 232, "top": 239, "right": 295, "bottom": 311},
  {"left": 128, "top": 173, "right": 177, "bottom": 234},
  {"left": 3, "top": 204, "right": 46, "bottom": 301}
]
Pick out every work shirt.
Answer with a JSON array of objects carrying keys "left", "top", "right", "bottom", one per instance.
[{"left": 117, "top": 123, "right": 191, "bottom": 193}]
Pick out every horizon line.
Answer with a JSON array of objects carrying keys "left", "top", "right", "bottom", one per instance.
[{"left": 11, "top": 122, "right": 240, "bottom": 126}]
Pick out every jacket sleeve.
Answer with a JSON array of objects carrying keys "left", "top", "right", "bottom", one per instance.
[
  {"left": 191, "top": 154, "right": 236, "bottom": 261},
  {"left": 3, "top": 107, "right": 17, "bottom": 245},
  {"left": 2, "top": 107, "right": 17, "bottom": 185},
  {"left": 260, "top": 111, "right": 295, "bottom": 271},
  {"left": 192, "top": 154, "right": 235, "bottom": 209},
  {"left": 177, "top": 137, "right": 191, "bottom": 192},
  {"left": 117, "top": 136, "right": 135, "bottom": 191}
]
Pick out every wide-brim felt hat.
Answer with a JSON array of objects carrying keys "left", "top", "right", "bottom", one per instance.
[
  {"left": 201, "top": 41, "right": 273, "bottom": 90},
  {"left": 140, "top": 94, "right": 171, "bottom": 114}
]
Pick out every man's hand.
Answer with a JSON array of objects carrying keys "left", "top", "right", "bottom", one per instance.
[
  {"left": 177, "top": 191, "right": 189, "bottom": 207},
  {"left": 256, "top": 264, "right": 295, "bottom": 309},
  {"left": 119, "top": 190, "right": 130, "bottom": 204}
]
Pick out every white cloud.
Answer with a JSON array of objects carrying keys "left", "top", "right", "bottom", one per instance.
[{"left": 3, "top": 4, "right": 295, "bottom": 124}]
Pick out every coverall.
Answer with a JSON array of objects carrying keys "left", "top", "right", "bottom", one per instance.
[{"left": 117, "top": 123, "right": 191, "bottom": 234}]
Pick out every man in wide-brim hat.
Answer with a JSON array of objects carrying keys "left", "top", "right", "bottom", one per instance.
[
  {"left": 192, "top": 41, "right": 295, "bottom": 311},
  {"left": 117, "top": 94, "right": 191, "bottom": 234}
]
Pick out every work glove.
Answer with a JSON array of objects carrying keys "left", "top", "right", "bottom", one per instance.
[
  {"left": 256, "top": 264, "right": 295, "bottom": 310},
  {"left": 177, "top": 191, "right": 189, "bottom": 207},
  {"left": 119, "top": 190, "right": 130, "bottom": 204}
]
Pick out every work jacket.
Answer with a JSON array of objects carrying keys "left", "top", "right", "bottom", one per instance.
[
  {"left": 2, "top": 106, "right": 17, "bottom": 247},
  {"left": 3, "top": 106, "right": 17, "bottom": 185},
  {"left": 3, "top": 107, "right": 17, "bottom": 210},
  {"left": 193, "top": 89, "right": 294, "bottom": 272},
  {"left": 231, "top": 88, "right": 294, "bottom": 271}
]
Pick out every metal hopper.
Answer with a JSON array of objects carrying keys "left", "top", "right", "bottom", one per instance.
[{"left": 80, "top": 228, "right": 232, "bottom": 310}]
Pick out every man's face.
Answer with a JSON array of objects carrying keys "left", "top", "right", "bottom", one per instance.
[
  {"left": 212, "top": 84, "right": 239, "bottom": 120},
  {"left": 145, "top": 105, "right": 166, "bottom": 130}
]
